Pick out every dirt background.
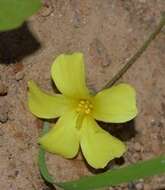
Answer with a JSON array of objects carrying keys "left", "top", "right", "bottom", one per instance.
[{"left": 0, "top": 0, "right": 165, "bottom": 189}]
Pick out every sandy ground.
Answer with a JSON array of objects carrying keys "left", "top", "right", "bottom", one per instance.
[{"left": 0, "top": 0, "right": 165, "bottom": 189}]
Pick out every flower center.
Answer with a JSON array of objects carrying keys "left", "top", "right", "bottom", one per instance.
[{"left": 76, "top": 99, "right": 93, "bottom": 115}]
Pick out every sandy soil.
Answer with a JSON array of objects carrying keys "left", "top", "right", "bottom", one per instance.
[{"left": 0, "top": 0, "right": 165, "bottom": 189}]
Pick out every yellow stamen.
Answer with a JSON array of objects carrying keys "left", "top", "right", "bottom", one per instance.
[
  {"left": 76, "top": 99, "right": 93, "bottom": 115},
  {"left": 80, "top": 100, "right": 85, "bottom": 105},
  {"left": 78, "top": 104, "right": 83, "bottom": 108},
  {"left": 84, "top": 105, "right": 89, "bottom": 109},
  {"left": 85, "top": 108, "right": 91, "bottom": 114},
  {"left": 85, "top": 100, "right": 90, "bottom": 104}
]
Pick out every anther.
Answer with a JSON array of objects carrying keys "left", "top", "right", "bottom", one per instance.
[
  {"left": 85, "top": 100, "right": 90, "bottom": 104},
  {"left": 78, "top": 103, "right": 83, "bottom": 108},
  {"left": 85, "top": 108, "right": 91, "bottom": 114},
  {"left": 84, "top": 105, "right": 89, "bottom": 109},
  {"left": 80, "top": 100, "right": 85, "bottom": 105}
]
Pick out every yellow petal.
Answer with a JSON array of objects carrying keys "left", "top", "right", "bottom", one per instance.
[
  {"left": 39, "top": 111, "right": 80, "bottom": 158},
  {"left": 80, "top": 117, "right": 126, "bottom": 168},
  {"left": 92, "top": 83, "right": 137, "bottom": 123},
  {"left": 51, "top": 53, "right": 90, "bottom": 99},
  {"left": 28, "top": 80, "right": 76, "bottom": 119}
]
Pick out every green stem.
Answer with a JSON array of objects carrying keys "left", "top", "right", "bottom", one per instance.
[
  {"left": 38, "top": 122, "right": 55, "bottom": 184},
  {"left": 101, "top": 12, "right": 165, "bottom": 89},
  {"left": 60, "top": 156, "right": 165, "bottom": 190}
]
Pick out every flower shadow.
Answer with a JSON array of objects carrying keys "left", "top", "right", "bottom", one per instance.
[
  {"left": 0, "top": 22, "right": 41, "bottom": 64},
  {"left": 51, "top": 79, "right": 61, "bottom": 94},
  {"left": 100, "top": 119, "right": 137, "bottom": 142}
]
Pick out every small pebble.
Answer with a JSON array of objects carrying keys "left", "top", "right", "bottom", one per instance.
[
  {"left": 134, "top": 142, "right": 141, "bottom": 152},
  {"left": 12, "top": 63, "right": 24, "bottom": 73},
  {"left": 15, "top": 71, "right": 24, "bottom": 81},
  {"left": 0, "top": 81, "right": 8, "bottom": 96},
  {"left": 139, "top": 0, "right": 146, "bottom": 3},
  {"left": 151, "top": 140, "right": 161, "bottom": 154},
  {"left": 39, "top": 0, "right": 54, "bottom": 17},
  {"left": 143, "top": 184, "right": 151, "bottom": 190},
  {"left": 0, "top": 128, "right": 4, "bottom": 136},
  {"left": 128, "top": 182, "right": 136, "bottom": 190},
  {"left": 135, "top": 183, "right": 144, "bottom": 190},
  {"left": 0, "top": 102, "right": 9, "bottom": 123},
  {"left": 132, "top": 152, "right": 141, "bottom": 162},
  {"left": 139, "top": 179, "right": 144, "bottom": 183},
  {"left": 0, "top": 110, "right": 8, "bottom": 123}
]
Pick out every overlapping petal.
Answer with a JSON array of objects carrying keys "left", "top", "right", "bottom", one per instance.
[
  {"left": 51, "top": 53, "right": 90, "bottom": 99},
  {"left": 80, "top": 116, "right": 126, "bottom": 168},
  {"left": 92, "top": 84, "right": 137, "bottom": 123},
  {"left": 39, "top": 111, "right": 80, "bottom": 158},
  {"left": 28, "top": 80, "right": 77, "bottom": 119}
]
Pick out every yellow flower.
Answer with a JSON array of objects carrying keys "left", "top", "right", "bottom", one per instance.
[{"left": 28, "top": 53, "right": 137, "bottom": 169}]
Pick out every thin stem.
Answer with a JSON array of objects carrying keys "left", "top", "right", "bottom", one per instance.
[{"left": 101, "top": 12, "right": 165, "bottom": 90}]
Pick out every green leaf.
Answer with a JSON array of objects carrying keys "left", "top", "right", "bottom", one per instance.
[
  {"left": 60, "top": 155, "right": 165, "bottom": 190},
  {"left": 0, "top": 0, "right": 42, "bottom": 31}
]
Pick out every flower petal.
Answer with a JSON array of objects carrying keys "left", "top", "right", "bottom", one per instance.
[
  {"left": 92, "top": 83, "right": 137, "bottom": 123},
  {"left": 51, "top": 53, "right": 90, "bottom": 99},
  {"left": 39, "top": 111, "right": 80, "bottom": 158},
  {"left": 28, "top": 80, "right": 76, "bottom": 119},
  {"left": 80, "top": 117, "right": 126, "bottom": 168}
]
